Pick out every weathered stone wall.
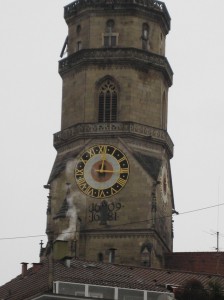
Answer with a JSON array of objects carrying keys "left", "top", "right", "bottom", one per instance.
[
  {"left": 61, "top": 67, "right": 168, "bottom": 130},
  {"left": 67, "top": 13, "right": 166, "bottom": 55},
  {"left": 45, "top": 0, "right": 174, "bottom": 269},
  {"left": 47, "top": 135, "right": 173, "bottom": 267}
]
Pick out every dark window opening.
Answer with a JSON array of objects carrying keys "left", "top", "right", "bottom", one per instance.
[
  {"left": 106, "top": 19, "right": 114, "bottom": 32},
  {"left": 104, "top": 36, "right": 109, "bottom": 47},
  {"left": 98, "top": 252, "right": 104, "bottom": 262},
  {"left": 98, "top": 93, "right": 104, "bottom": 122},
  {"left": 104, "top": 19, "right": 118, "bottom": 47},
  {"left": 142, "top": 23, "right": 149, "bottom": 50},
  {"left": 108, "top": 248, "right": 116, "bottom": 263},
  {"left": 111, "top": 36, "right": 116, "bottom": 47},
  {"left": 103, "top": 34, "right": 117, "bottom": 47},
  {"left": 140, "top": 243, "right": 152, "bottom": 267},
  {"left": 77, "top": 41, "right": 82, "bottom": 51},
  {"left": 162, "top": 91, "right": 167, "bottom": 129},
  {"left": 98, "top": 80, "right": 118, "bottom": 123},
  {"left": 76, "top": 24, "right": 81, "bottom": 35}
]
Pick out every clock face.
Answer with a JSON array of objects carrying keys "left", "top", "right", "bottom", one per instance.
[{"left": 75, "top": 145, "right": 129, "bottom": 198}]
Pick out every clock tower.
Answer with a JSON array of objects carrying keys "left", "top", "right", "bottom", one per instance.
[{"left": 44, "top": 0, "right": 174, "bottom": 269}]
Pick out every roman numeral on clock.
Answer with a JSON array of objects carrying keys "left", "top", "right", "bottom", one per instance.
[
  {"left": 77, "top": 177, "right": 86, "bottom": 185},
  {"left": 120, "top": 168, "right": 129, "bottom": 174},
  {"left": 111, "top": 187, "right": 117, "bottom": 195},
  {"left": 98, "top": 145, "right": 107, "bottom": 154},
  {"left": 116, "top": 177, "right": 126, "bottom": 187},
  {"left": 75, "top": 169, "right": 84, "bottom": 176},
  {"left": 87, "top": 147, "right": 96, "bottom": 158},
  {"left": 99, "top": 190, "right": 106, "bottom": 198},
  {"left": 117, "top": 156, "right": 126, "bottom": 163},
  {"left": 85, "top": 186, "right": 94, "bottom": 197}
]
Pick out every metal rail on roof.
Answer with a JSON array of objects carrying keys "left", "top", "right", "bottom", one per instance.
[{"left": 53, "top": 281, "right": 175, "bottom": 300}]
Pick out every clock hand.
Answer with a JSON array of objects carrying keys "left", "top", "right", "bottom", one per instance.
[
  {"left": 96, "top": 169, "right": 126, "bottom": 174},
  {"left": 100, "top": 152, "right": 106, "bottom": 172}
]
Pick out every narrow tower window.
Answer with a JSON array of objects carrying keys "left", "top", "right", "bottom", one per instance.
[
  {"left": 76, "top": 24, "right": 81, "bottom": 35},
  {"left": 98, "top": 79, "right": 118, "bottom": 122},
  {"left": 142, "top": 23, "right": 149, "bottom": 50},
  {"left": 162, "top": 91, "right": 167, "bottom": 129},
  {"left": 141, "top": 243, "right": 152, "bottom": 267},
  {"left": 77, "top": 41, "right": 82, "bottom": 51},
  {"left": 76, "top": 25, "right": 82, "bottom": 52},
  {"left": 98, "top": 252, "right": 104, "bottom": 262},
  {"left": 108, "top": 248, "right": 116, "bottom": 263},
  {"left": 103, "top": 19, "right": 118, "bottom": 47}
]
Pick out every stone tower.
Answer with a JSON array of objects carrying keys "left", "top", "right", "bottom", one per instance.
[{"left": 44, "top": 0, "right": 174, "bottom": 269}]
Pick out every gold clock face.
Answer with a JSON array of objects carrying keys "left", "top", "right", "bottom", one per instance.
[{"left": 75, "top": 145, "right": 129, "bottom": 198}]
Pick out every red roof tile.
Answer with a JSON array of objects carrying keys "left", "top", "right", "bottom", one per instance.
[
  {"left": 165, "top": 252, "right": 224, "bottom": 275},
  {"left": 1, "top": 258, "right": 224, "bottom": 300}
]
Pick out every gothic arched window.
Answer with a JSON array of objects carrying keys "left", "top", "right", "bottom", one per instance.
[{"left": 98, "top": 79, "right": 118, "bottom": 122}]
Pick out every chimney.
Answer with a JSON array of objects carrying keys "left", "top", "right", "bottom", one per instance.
[
  {"left": 64, "top": 256, "right": 72, "bottom": 268},
  {"left": 53, "top": 240, "right": 69, "bottom": 260},
  {"left": 32, "top": 263, "right": 43, "bottom": 273},
  {"left": 53, "top": 240, "right": 76, "bottom": 260},
  {"left": 21, "top": 262, "right": 28, "bottom": 277}
]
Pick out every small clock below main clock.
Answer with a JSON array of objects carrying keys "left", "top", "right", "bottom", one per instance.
[{"left": 75, "top": 144, "right": 129, "bottom": 198}]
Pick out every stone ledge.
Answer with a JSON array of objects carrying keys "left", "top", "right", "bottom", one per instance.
[
  {"left": 59, "top": 48, "right": 173, "bottom": 86},
  {"left": 53, "top": 122, "right": 174, "bottom": 157},
  {"left": 64, "top": 0, "right": 170, "bottom": 32}
]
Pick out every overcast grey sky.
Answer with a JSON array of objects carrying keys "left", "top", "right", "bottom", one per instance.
[{"left": 1, "top": 0, "right": 224, "bottom": 286}]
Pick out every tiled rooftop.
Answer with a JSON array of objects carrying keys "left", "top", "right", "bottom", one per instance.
[
  {"left": 165, "top": 252, "right": 224, "bottom": 275},
  {"left": 1, "top": 258, "right": 224, "bottom": 300}
]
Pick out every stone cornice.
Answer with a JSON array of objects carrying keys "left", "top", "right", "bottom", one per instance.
[
  {"left": 80, "top": 228, "right": 155, "bottom": 237},
  {"left": 59, "top": 48, "right": 173, "bottom": 86},
  {"left": 64, "top": 0, "right": 170, "bottom": 33},
  {"left": 53, "top": 122, "right": 174, "bottom": 158}
]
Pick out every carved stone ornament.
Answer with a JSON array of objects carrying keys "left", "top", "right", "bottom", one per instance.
[
  {"left": 64, "top": 0, "right": 170, "bottom": 33},
  {"left": 59, "top": 48, "right": 173, "bottom": 87},
  {"left": 54, "top": 122, "right": 174, "bottom": 158}
]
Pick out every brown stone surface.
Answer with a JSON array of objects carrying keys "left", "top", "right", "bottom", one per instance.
[
  {"left": 60, "top": 67, "right": 169, "bottom": 130},
  {"left": 46, "top": 136, "right": 174, "bottom": 268},
  {"left": 66, "top": 6, "right": 168, "bottom": 55},
  {"left": 45, "top": 0, "right": 174, "bottom": 270}
]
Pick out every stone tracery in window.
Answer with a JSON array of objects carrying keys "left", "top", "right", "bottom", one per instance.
[{"left": 98, "top": 79, "right": 118, "bottom": 122}]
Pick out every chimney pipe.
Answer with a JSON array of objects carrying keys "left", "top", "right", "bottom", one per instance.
[
  {"left": 64, "top": 256, "right": 72, "bottom": 268},
  {"left": 21, "top": 262, "right": 28, "bottom": 277}
]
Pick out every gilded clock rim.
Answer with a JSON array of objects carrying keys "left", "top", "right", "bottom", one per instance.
[{"left": 75, "top": 144, "right": 130, "bottom": 198}]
